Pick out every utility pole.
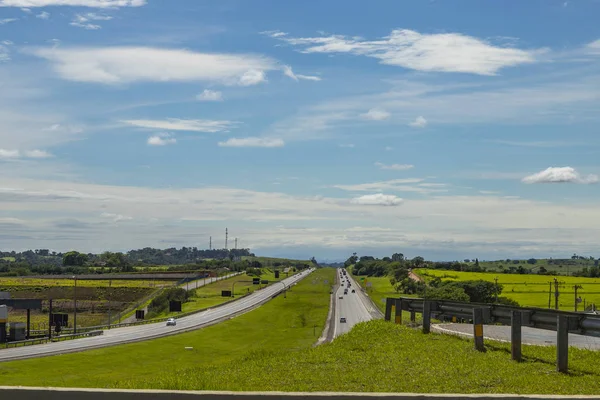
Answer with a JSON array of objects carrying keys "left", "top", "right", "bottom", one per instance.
[
  {"left": 225, "top": 228, "right": 228, "bottom": 250},
  {"left": 574, "top": 285, "right": 583, "bottom": 312},
  {"left": 108, "top": 279, "right": 112, "bottom": 328},
  {"left": 494, "top": 277, "right": 499, "bottom": 303},
  {"left": 548, "top": 282, "right": 552, "bottom": 309},
  {"left": 554, "top": 278, "right": 559, "bottom": 310},
  {"left": 209, "top": 236, "right": 212, "bottom": 250},
  {"left": 73, "top": 275, "right": 78, "bottom": 334}
]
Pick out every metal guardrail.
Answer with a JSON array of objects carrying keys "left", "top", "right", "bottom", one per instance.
[
  {"left": 3, "top": 330, "right": 103, "bottom": 348},
  {"left": 385, "top": 297, "right": 600, "bottom": 374}
]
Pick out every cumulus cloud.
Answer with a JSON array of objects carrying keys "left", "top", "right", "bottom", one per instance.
[
  {"left": 0, "top": 0, "right": 145, "bottom": 7},
  {"left": 350, "top": 193, "right": 403, "bottom": 206},
  {"left": 147, "top": 133, "right": 176, "bottom": 146},
  {"left": 522, "top": 167, "right": 598, "bottom": 184},
  {"left": 385, "top": 146, "right": 393, "bottom": 151},
  {"left": 35, "top": 10, "right": 49, "bottom": 18},
  {"left": 27, "top": 46, "right": 279, "bottom": 86},
  {"left": 124, "top": 118, "right": 235, "bottom": 133},
  {"left": 271, "top": 28, "right": 543, "bottom": 75},
  {"left": 409, "top": 116, "right": 427, "bottom": 128},
  {"left": 339, "top": 143, "right": 355, "bottom": 148},
  {"left": 196, "top": 89, "right": 223, "bottom": 102},
  {"left": 361, "top": 108, "right": 390, "bottom": 121},
  {"left": 375, "top": 162, "right": 414, "bottom": 171},
  {"left": 0, "top": 18, "right": 17, "bottom": 24},
  {"left": 24, "top": 149, "right": 53, "bottom": 158},
  {"left": 0, "top": 44, "right": 10, "bottom": 62},
  {"left": 218, "top": 137, "right": 284, "bottom": 148},
  {"left": 334, "top": 178, "right": 447, "bottom": 194}
]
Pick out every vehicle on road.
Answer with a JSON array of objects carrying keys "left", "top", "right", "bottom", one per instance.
[
  {"left": 352, "top": 289, "right": 355, "bottom": 293},
  {"left": 339, "top": 296, "right": 343, "bottom": 299},
  {"left": 340, "top": 317, "right": 347, "bottom": 323},
  {"left": 166, "top": 318, "right": 176, "bottom": 326}
]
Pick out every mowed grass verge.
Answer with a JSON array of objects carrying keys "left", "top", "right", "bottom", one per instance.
[
  {"left": 151, "top": 270, "right": 286, "bottom": 319},
  {"left": 123, "top": 320, "right": 600, "bottom": 393},
  {"left": 0, "top": 268, "right": 335, "bottom": 388},
  {"left": 417, "top": 268, "right": 600, "bottom": 310}
]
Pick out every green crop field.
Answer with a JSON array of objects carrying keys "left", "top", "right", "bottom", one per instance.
[
  {"left": 0, "top": 278, "right": 173, "bottom": 288},
  {"left": 0, "top": 267, "right": 335, "bottom": 388},
  {"left": 241, "top": 256, "right": 313, "bottom": 266},
  {"left": 416, "top": 269, "right": 600, "bottom": 310},
  {"left": 473, "top": 258, "right": 595, "bottom": 275}
]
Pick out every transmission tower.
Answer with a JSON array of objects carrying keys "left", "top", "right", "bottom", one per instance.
[{"left": 225, "top": 228, "right": 228, "bottom": 250}]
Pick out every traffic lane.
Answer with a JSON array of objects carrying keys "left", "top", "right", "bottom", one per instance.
[
  {"left": 435, "top": 323, "right": 600, "bottom": 350},
  {"left": 333, "top": 284, "right": 372, "bottom": 338},
  {"left": 346, "top": 274, "right": 382, "bottom": 319},
  {"left": 0, "top": 269, "right": 313, "bottom": 361}
]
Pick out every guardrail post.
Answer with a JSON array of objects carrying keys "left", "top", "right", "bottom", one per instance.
[
  {"left": 394, "top": 298, "right": 403, "bottom": 325},
  {"left": 473, "top": 308, "right": 485, "bottom": 352},
  {"left": 557, "top": 315, "right": 569, "bottom": 373},
  {"left": 384, "top": 298, "right": 394, "bottom": 321},
  {"left": 410, "top": 310, "right": 416, "bottom": 323},
  {"left": 511, "top": 310, "right": 522, "bottom": 362},
  {"left": 422, "top": 301, "right": 431, "bottom": 334}
]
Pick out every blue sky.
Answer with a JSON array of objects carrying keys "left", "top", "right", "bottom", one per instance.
[{"left": 0, "top": 0, "right": 599, "bottom": 261}]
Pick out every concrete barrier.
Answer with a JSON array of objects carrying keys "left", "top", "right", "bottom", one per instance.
[{"left": 1, "top": 388, "right": 599, "bottom": 400}]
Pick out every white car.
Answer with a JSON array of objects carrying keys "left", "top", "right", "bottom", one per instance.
[{"left": 166, "top": 318, "right": 176, "bottom": 326}]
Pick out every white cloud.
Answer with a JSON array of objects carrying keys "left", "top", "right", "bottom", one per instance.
[
  {"left": 35, "top": 10, "right": 49, "bottom": 18},
  {"left": 0, "top": 18, "right": 17, "bottom": 24},
  {"left": 24, "top": 149, "right": 53, "bottom": 158},
  {"left": 586, "top": 39, "right": 600, "bottom": 55},
  {"left": 260, "top": 30, "right": 287, "bottom": 38},
  {"left": 334, "top": 178, "right": 447, "bottom": 194},
  {"left": 147, "top": 133, "right": 176, "bottom": 146},
  {"left": 273, "top": 29, "right": 543, "bottom": 75},
  {"left": 339, "top": 143, "right": 355, "bottom": 148},
  {"left": 375, "top": 162, "right": 414, "bottom": 171},
  {"left": 0, "top": 45, "right": 9, "bottom": 62},
  {"left": 361, "top": 108, "right": 390, "bottom": 121},
  {"left": 282, "top": 65, "right": 321, "bottom": 81},
  {"left": 239, "top": 69, "right": 266, "bottom": 86},
  {"left": 100, "top": 212, "right": 133, "bottom": 222},
  {"left": 70, "top": 12, "right": 111, "bottom": 29},
  {"left": 28, "top": 46, "right": 279, "bottom": 86},
  {"left": 20, "top": 7, "right": 30, "bottom": 11},
  {"left": 385, "top": 146, "right": 393, "bottom": 151},
  {"left": 218, "top": 137, "right": 284, "bottom": 148},
  {"left": 409, "top": 116, "right": 427, "bottom": 128},
  {"left": 196, "top": 89, "right": 223, "bottom": 102},
  {"left": 124, "top": 118, "right": 235, "bottom": 133},
  {"left": 0, "top": 149, "right": 20, "bottom": 159},
  {"left": 0, "top": 0, "right": 145, "bottom": 7},
  {"left": 522, "top": 167, "right": 598, "bottom": 184},
  {"left": 350, "top": 193, "right": 403, "bottom": 206}
]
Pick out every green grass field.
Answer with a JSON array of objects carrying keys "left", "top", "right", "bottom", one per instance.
[
  {"left": 242, "top": 256, "right": 313, "bottom": 266},
  {"left": 416, "top": 268, "right": 600, "bottom": 310},
  {"left": 0, "top": 267, "right": 335, "bottom": 388},
  {"left": 109, "top": 320, "right": 600, "bottom": 394},
  {"left": 151, "top": 270, "right": 286, "bottom": 319}
]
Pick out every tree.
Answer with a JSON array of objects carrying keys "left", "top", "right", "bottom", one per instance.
[
  {"left": 62, "top": 251, "right": 87, "bottom": 267},
  {"left": 412, "top": 256, "right": 425, "bottom": 268},
  {"left": 344, "top": 254, "right": 358, "bottom": 267},
  {"left": 538, "top": 266, "right": 548, "bottom": 275},
  {"left": 527, "top": 258, "right": 537, "bottom": 265},
  {"left": 391, "top": 253, "right": 404, "bottom": 262},
  {"left": 475, "top": 258, "right": 480, "bottom": 268},
  {"left": 424, "top": 285, "right": 470, "bottom": 302}
]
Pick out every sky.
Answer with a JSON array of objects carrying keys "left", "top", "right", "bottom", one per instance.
[{"left": 0, "top": 0, "right": 599, "bottom": 262}]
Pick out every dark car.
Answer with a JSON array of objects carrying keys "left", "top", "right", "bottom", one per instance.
[
  {"left": 352, "top": 289, "right": 355, "bottom": 293},
  {"left": 340, "top": 317, "right": 347, "bottom": 323}
]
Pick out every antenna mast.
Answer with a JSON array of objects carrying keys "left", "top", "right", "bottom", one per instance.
[{"left": 225, "top": 228, "right": 228, "bottom": 250}]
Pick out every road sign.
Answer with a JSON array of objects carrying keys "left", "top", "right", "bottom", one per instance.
[
  {"left": 169, "top": 301, "right": 182, "bottom": 312},
  {"left": 253, "top": 278, "right": 260, "bottom": 285},
  {"left": 222, "top": 290, "right": 232, "bottom": 297},
  {"left": 261, "top": 280, "right": 269, "bottom": 284}
]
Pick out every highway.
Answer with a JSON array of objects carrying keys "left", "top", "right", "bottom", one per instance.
[
  {"left": 0, "top": 268, "right": 314, "bottom": 362},
  {"left": 332, "top": 271, "right": 376, "bottom": 338},
  {"left": 435, "top": 322, "right": 600, "bottom": 350}
]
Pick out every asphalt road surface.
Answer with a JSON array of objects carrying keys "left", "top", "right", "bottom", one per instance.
[
  {"left": 333, "top": 272, "right": 374, "bottom": 338},
  {"left": 121, "top": 272, "right": 241, "bottom": 324},
  {"left": 0, "top": 269, "right": 314, "bottom": 362},
  {"left": 435, "top": 323, "right": 600, "bottom": 350}
]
